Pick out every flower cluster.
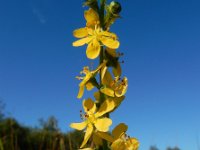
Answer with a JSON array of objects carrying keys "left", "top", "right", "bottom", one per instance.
[{"left": 70, "top": 0, "right": 139, "bottom": 149}]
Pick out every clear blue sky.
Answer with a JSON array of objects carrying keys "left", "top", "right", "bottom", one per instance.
[{"left": 1, "top": 0, "right": 200, "bottom": 149}]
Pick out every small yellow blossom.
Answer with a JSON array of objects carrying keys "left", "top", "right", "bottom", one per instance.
[
  {"left": 77, "top": 61, "right": 107, "bottom": 99},
  {"left": 110, "top": 124, "right": 139, "bottom": 150},
  {"left": 70, "top": 98, "right": 115, "bottom": 148},
  {"left": 111, "top": 137, "right": 139, "bottom": 150},
  {"left": 97, "top": 123, "right": 139, "bottom": 150},
  {"left": 72, "top": 9, "right": 120, "bottom": 59},
  {"left": 100, "top": 70, "right": 128, "bottom": 97}
]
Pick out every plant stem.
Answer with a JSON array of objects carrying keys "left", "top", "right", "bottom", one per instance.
[
  {"left": 99, "top": 1, "right": 109, "bottom": 150},
  {"left": 99, "top": 0, "right": 106, "bottom": 104}
]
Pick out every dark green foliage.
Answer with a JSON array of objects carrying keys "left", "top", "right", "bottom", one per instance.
[
  {"left": 0, "top": 100, "right": 5, "bottom": 121},
  {"left": 166, "top": 147, "right": 181, "bottom": 150},
  {"left": 0, "top": 117, "right": 83, "bottom": 150},
  {"left": 150, "top": 145, "right": 159, "bottom": 150}
]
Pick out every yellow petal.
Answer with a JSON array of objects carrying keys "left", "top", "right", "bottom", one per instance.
[
  {"left": 93, "top": 132, "right": 103, "bottom": 146},
  {"left": 100, "top": 36, "right": 120, "bottom": 49},
  {"left": 111, "top": 138, "right": 126, "bottom": 150},
  {"left": 112, "top": 62, "right": 122, "bottom": 77},
  {"left": 79, "top": 73, "right": 93, "bottom": 87},
  {"left": 100, "top": 31, "right": 118, "bottom": 39},
  {"left": 113, "top": 96, "right": 125, "bottom": 108},
  {"left": 102, "top": 70, "right": 113, "bottom": 86},
  {"left": 97, "top": 132, "right": 114, "bottom": 142},
  {"left": 86, "top": 39, "right": 101, "bottom": 59},
  {"left": 101, "top": 66, "right": 107, "bottom": 81},
  {"left": 80, "top": 124, "right": 93, "bottom": 148},
  {"left": 95, "top": 99, "right": 115, "bottom": 117},
  {"left": 126, "top": 138, "right": 140, "bottom": 150},
  {"left": 83, "top": 98, "right": 96, "bottom": 114},
  {"left": 77, "top": 85, "right": 84, "bottom": 99},
  {"left": 73, "top": 36, "right": 93, "bottom": 47},
  {"left": 115, "top": 77, "right": 128, "bottom": 97},
  {"left": 112, "top": 123, "right": 128, "bottom": 139},
  {"left": 70, "top": 122, "right": 87, "bottom": 130},
  {"left": 85, "top": 82, "right": 94, "bottom": 91},
  {"left": 100, "top": 87, "right": 115, "bottom": 97},
  {"left": 73, "top": 28, "right": 88, "bottom": 38},
  {"left": 94, "top": 118, "right": 112, "bottom": 132},
  {"left": 84, "top": 9, "right": 99, "bottom": 27}
]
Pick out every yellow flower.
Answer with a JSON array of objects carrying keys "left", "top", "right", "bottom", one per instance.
[
  {"left": 70, "top": 98, "right": 115, "bottom": 148},
  {"left": 97, "top": 123, "right": 139, "bottom": 150},
  {"left": 111, "top": 137, "right": 139, "bottom": 150},
  {"left": 76, "top": 61, "right": 107, "bottom": 99},
  {"left": 72, "top": 9, "right": 120, "bottom": 59},
  {"left": 110, "top": 124, "right": 139, "bottom": 150},
  {"left": 100, "top": 70, "right": 128, "bottom": 97}
]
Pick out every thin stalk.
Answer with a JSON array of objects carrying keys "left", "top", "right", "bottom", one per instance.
[{"left": 98, "top": 1, "right": 109, "bottom": 149}]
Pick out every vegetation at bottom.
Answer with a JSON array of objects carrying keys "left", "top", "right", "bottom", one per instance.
[
  {"left": 0, "top": 115, "right": 84, "bottom": 150},
  {"left": 0, "top": 102, "right": 181, "bottom": 150},
  {"left": 0, "top": 118, "right": 181, "bottom": 150}
]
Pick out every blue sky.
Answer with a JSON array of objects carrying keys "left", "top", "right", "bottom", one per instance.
[{"left": 0, "top": 0, "right": 200, "bottom": 149}]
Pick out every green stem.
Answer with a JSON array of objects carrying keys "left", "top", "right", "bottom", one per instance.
[
  {"left": 99, "top": 0, "right": 106, "bottom": 104},
  {"left": 99, "top": 0, "right": 106, "bottom": 29},
  {"left": 98, "top": 1, "right": 109, "bottom": 150}
]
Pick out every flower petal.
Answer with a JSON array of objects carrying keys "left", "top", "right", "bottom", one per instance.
[
  {"left": 102, "top": 70, "right": 113, "bottom": 86},
  {"left": 97, "top": 132, "right": 114, "bottom": 142},
  {"left": 94, "top": 118, "right": 112, "bottom": 132},
  {"left": 73, "top": 36, "right": 93, "bottom": 47},
  {"left": 93, "top": 132, "right": 103, "bottom": 146},
  {"left": 83, "top": 98, "right": 96, "bottom": 114},
  {"left": 86, "top": 39, "right": 101, "bottom": 59},
  {"left": 79, "top": 73, "right": 93, "bottom": 87},
  {"left": 95, "top": 99, "right": 115, "bottom": 117},
  {"left": 111, "top": 138, "right": 126, "bottom": 150},
  {"left": 77, "top": 85, "right": 84, "bottom": 99},
  {"left": 80, "top": 124, "right": 93, "bottom": 148},
  {"left": 100, "top": 36, "right": 120, "bottom": 49},
  {"left": 85, "top": 82, "right": 94, "bottom": 91},
  {"left": 126, "top": 138, "right": 140, "bottom": 150},
  {"left": 115, "top": 77, "right": 128, "bottom": 97},
  {"left": 70, "top": 122, "right": 87, "bottom": 130},
  {"left": 101, "top": 31, "right": 117, "bottom": 38},
  {"left": 101, "top": 66, "right": 107, "bottom": 81},
  {"left": 112, "top": 123, "right": 128, "bottom": 139},
  {"left": 100, "top": 87, "right": 115, "bottom": 97},
  {"left": 112, "top": 62, "right": 121, "bottom": 77},
  {"left": 73, "top": 28, "right": 88, "bottom": 38},
  {"left": 84, "top": 9, "right": 99, "bottom": 27},
  {"left": 113, "top": 96, "right": 125, "bottom": 109}
]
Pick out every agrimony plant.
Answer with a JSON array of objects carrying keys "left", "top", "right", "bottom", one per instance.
[{"left": 70, "top": 0, "right": 139, "bottom": 149}]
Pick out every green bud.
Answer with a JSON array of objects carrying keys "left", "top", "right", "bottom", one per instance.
[{"left": 109, "top": 1, "right": 122, "bottom": 15}]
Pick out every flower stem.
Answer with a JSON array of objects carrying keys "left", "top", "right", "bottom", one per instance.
[
  {"left": 99, "top": 1, "right": 109, "bottom": 150},
  {"left": 99, "top": 0, "right": 106, "bottom": 104}
]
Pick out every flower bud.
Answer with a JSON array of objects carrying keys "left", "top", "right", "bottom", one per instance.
[
  {"left": 104, "top": 1, "right": 122, "bottom": 29},
  {"left": 109, "top": 1, "right": 122, "bottom": 15}
]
